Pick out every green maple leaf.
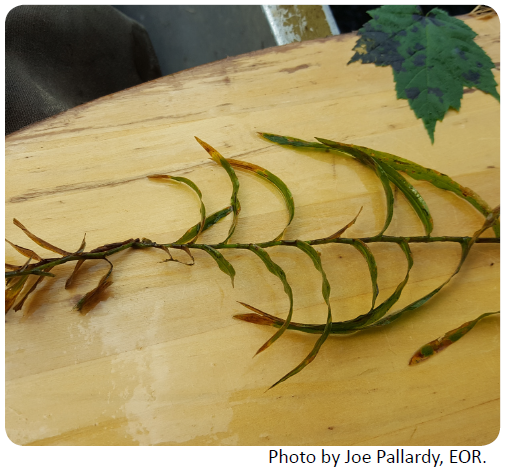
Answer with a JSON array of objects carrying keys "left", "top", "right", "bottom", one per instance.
[{"left": 349, "top": 5, "right": 500, "bottom": 143}]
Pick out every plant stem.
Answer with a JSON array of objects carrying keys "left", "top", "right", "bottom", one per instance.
[
  {"left": 171, "top": 235, "right": 500, "bottom": 251},
  {"left": 5, "top": 235, "right": 499, "bottom": 279}
]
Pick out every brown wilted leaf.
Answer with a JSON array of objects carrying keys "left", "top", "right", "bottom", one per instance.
[
  {"left": 6, "top": 275, "right": 29, "bottom": 313},
  {"left": 75, "top": 234, "right": 86, "bottom": 254},
  {"left": 409, "top": 311, "right": 499, "bottom": 365},
  {"left": 65, "top": 235, "right": 88, "bottom": 289},
  {"left": 234, "top": 302, "right": 284, "bottom": 326},
  {"left": 13, "top": 219, "right": 71, "bottom": 256},
  {"left": 233, "top": 313, "right": 278, "bottom": 327},
  {"left": 5, "top": 263, "right": 23, "bottom": 271},
  {"left": 6, "top": 239, "right": 42, "bottom": 261},
  {"left": 74, "top": 260, "right": 113, "bottom": 313},
  {"left": 90, "top": 239, "right": 136, "bottom": 253},
  {"left": 65, "top": 259, "right": 85, "bottom": 289},
  {"left": 13, "top": 268, "right": 53, "bottom": 312},
  {"left": 175, "top": 246, "right": 194, "bottom": 265},
  {"left": 325, "top": 207, "right": 363, "bottom": 239}
]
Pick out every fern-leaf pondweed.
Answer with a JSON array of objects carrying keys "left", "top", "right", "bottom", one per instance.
[{"left": 5, "top": 134, "right": 500, "bottom": 389}]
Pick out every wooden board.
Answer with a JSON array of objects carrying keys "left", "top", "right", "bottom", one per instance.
[{"left": 5, "top": 15, "right": 500, "bottom": 446}]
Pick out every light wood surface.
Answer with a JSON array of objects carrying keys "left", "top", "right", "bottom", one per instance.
[{"left": 5, "top": 15, "right": 499, "bottom": 446}]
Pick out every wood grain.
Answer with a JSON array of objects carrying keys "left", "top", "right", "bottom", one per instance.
[{"left": 5, "top": 15, "right": 499, "bottom": 446}]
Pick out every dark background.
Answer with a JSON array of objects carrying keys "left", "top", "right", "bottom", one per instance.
[
  {"left": 329, "top": 5, "right": 475, "bottom": 33},
  {"left": 6, "top": 5, "right": 477, "bottom": 135},
  {"left": 114, "top": 5, "right": 477, "bottom": 77}
]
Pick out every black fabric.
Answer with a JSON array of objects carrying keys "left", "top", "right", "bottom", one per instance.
[
  {"left": 330, "top": 5, "right": 476, "bottom": 34},
  {"left": 6, "top": 5, "right": 162, "bottom": 135}
]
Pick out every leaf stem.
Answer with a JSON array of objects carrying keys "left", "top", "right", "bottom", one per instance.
[
  {"left": 168, "top": 235, "right": 498, "bottom": 251},
  {"left": 5, "top": 235, "right": 498, "bottom": 279}
]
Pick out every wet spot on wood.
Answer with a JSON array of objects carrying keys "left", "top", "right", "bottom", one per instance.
[{"left": 279, "top": 64, "right": 310, "bottom": 74}]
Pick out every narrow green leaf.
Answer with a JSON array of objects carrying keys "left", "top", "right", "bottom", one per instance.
[
  {"left": 317, "top": 137, "right": 498, "bottom": 237},
  {"left": 5, "top": 269, "right": 55, "bottom": 279},
  {"left": 315, "top": 139, "right": 394, "bottom": 236},
  {"left": 149, "top": 174, "right": 207, "bottom": 243},
  {"left": 174, "top": 206, "right": 233, "bottom": 244},
  {"left": 228, "top": 159, "right": 295, "bottom": 241},
  {"left": 195, "top": 137, "right": 240, "bottom": 243},
  {"left": 375, "top": 159, "right": 433, "bottom": 235},
  {"left": 369, "top": 156, "right": 394, "bottom": 236},
  {"left": 375, "top": 242, "right": 469, "bottom": 328},
  {"left": 317, "top": 138, "right": 433, "bottom": 235},
  {"left": 409, "top": 311, "right": 499, "bottom": 365},
  {"left": 259, "top": 132, "right": 331, "bottom": 150},
  {"left": 315, "top": 137, "right": 376, "bottom": 164},
  {"left": 247, "top": 245, "right": 293, "bottom": 354},
  {"left": 260, "top": 133, "right": 499, "bottom": 237},
  {"left": 349, "top": 143, "right": 496, "bottom": 225},
  {"left": 259, "top": 133, "right": 393, "bottom": 235},
  {"left": 236, "top": 240, "right": 412, "bottom": 336},
  {"left": 376, "top": 209, "right": 499, "bottom": 327},
  {"left": 333, "top": 240, "right": 413, "bottom": 331},
  {"left": 349, "top": 239, "right": 379, "bottom": 310},
  {"left": 238, "top": 208, "right": 499, "bottom": 340},
  {"left": 27, "top": 270, "right": 55, "bottom": 277},
  {"left": 269, "top": 240, "right": 332, "bottom": 389},
  {"left": 197, "top": 245, "right": 235, "bottom": 287},
  {"left": 74, "top": 259, "right": 113, "bottom": 313}
]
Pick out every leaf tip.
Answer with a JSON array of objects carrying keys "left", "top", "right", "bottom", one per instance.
[{"left": 254, "top": 343, "right": 269, "bottom": 356}]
